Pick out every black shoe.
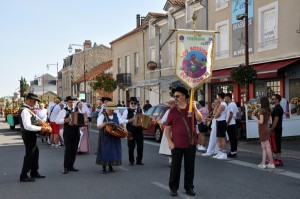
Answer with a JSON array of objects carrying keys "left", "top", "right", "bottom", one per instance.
[
  {"left": 30, "top": 172, "right": 45, "bottom": 178},
  {"left": 186, "top": 189, "right": 196, "bottom": 196},
  {"left": 136, "top": 161, "right": 144, "bottom": 165},
  {"left": 170, "top": 190, "right": 178, "bottom": 197},
  {"left": 69, "top": 167, "right": 79, "bottom": 172},
  {"left": 129, "top": 162, "right": 134, "bottom": 166},
  {"left": 109, "top": 166, "right": 114, "bottom": 172},
  {"left": 227, "top": 152, "right": 237, "bottom": 158},
  {"left": 62, "top": 168, "right": 68, "bottom": 174},
  {"left": 102, "top": 167, "right": 107, "bottom": 174},
  {"left": 20, "top": 175, "right": 35, "bottom": 182}
]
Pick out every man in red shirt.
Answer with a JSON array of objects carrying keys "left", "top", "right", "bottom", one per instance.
[{"left": 165, "top": 87, "right": 202, "bottom": 197}]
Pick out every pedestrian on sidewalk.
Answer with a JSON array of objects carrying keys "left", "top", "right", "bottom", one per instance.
[
  {"left": 19, "top": 93, "right": 48, "bottom": 182},
  {"left": 202, "top": 100, "right": 220, "bottom": 157},
  {"left": 165, "top": 87, "right": 203, "bottom": 197},
  {"left": 253, "top": 96, "right": 275, "bottom": 169},
  {"left": 213, "top": 92, "right": 228, "bottom": 160},
  {"left": 47, "top": 97, "right": 62, "bottom": 148},
  {"left": 196, "top": 100, "right": 209, "bottom": 151},
  {"left": 271, "top": 94, "right": 284, "bottom": 166},
  {"left": 225, "top": 93, "right": 238, "bottom": 158}
]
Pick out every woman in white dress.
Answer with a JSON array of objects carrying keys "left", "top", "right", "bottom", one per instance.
[
  {"left": 158, "top": 98, "right": 175, "bottom": 166},
  {"left": 202, "top": 100, "right": 220, "bottom": 156}
]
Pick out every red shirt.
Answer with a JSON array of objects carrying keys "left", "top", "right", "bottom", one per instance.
[{"left": 165, "top": 105, "right": 193, "bottom": 148}]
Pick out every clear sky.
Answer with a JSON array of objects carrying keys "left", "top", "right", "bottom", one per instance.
[{"left": 0, "top": 0, "right": 166, "bottom": 97}]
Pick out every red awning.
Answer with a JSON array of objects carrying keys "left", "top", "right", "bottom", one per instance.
[
  {"left": 212, "top": 58, "right": 300, "bottom": 79},
  {"left": 253, "top": 58, "right": 300, "bottom": 73}
]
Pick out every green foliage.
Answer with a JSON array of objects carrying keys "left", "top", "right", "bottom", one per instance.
[
  {"left": 0, "top": 97, "right": 4, "bottom": 102},
  {"left": 90, "top": 74, "right": 118, "bottom": 94},
  {"left": 231, "top": 64, "right": 257, "bottom": 87},
  {"left": 19, "top": 76, "right": 29, "bottom": 97}
]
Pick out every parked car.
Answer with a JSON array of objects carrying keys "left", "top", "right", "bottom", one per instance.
[{"left": 143, "top": 104, "right": 169, "bottom": 142}]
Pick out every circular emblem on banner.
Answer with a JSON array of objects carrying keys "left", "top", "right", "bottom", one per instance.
[
  {"left": 182, "top": 51, "right": 207, "bottom": 78},
  {"left": 147, "top": 61, "right": 158, "bottom": 70}
]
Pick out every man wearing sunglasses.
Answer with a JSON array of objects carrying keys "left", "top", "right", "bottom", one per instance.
[{"left": 122, "top": 97, "right": 144, "bottom": 165}]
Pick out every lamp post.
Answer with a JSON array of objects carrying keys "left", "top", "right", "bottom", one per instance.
[
  {"left": 68, "top": 44, "right": 86, "bottom": 101},
  {"left": 236, "top": 0, "right": 249, "bottom": 101},
  {"left": 46, "top": 62, "right": 59, "bottom": 97}
]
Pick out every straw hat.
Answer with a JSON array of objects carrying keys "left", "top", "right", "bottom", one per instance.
[{"left": 105, "top": 102, "right": 117, "bottom": 110}]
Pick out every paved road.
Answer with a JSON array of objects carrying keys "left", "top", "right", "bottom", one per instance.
[{"left": 0, "top": 119, "right": 299, "bottom": 199}]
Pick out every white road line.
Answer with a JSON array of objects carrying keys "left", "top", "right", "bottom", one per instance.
[
  {"left": 151, "top": 181, "right": 193, "bottom": 199},
  {"left": 144, "top": 140, "right": 160, "bottom": 147},
  {"left": 90, "top": 129, "right": 98, "bottom": 133},
  {"left": 117, "top": 166, "right": 129, "bottom": 172}
]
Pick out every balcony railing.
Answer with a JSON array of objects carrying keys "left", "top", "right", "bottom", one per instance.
[{"left": 116, "top": 73, "right": 131, "bottom": 87}]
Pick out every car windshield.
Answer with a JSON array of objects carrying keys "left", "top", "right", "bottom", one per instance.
[
  {"left": 152, "top": 106, "right": 163, "bottom": 117},
  {"left": 145, "top": 107, "right": 155, "bottom": 116}
]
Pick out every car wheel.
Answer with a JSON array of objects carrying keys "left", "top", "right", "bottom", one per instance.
[{"left": 155, "top": 127, "right": 162, "bottom": 143}]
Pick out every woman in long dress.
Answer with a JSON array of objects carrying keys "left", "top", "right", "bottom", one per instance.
[
  {"left": 96, "top": 102, "right": 127, "bottom": 173},
  {"left": 202, "top": 100, "right": 220, "bottom": 156},
  {"left": 159, "top": 98, "right": 175, "bottom": 166},
  {"left": 75, "top": 102, "right": 90, "bottom": 153}
]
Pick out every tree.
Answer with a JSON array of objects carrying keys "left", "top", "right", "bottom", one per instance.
[
  {"left": 90, "top": 74, "right": 118, "bottom": 96},
  {"left": 231, "top": 64, "right": 257, "bottom": 101},
  {"left": 19, "top": 76, "right": 29, "bottom": 97}
]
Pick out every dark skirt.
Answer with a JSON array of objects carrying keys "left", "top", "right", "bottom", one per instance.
[{"left": 96, "top": 130, "right": 122, "bottom": 166}]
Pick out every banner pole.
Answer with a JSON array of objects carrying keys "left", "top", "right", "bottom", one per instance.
[{"left": 189, "top": 88, "right": 194, "bottom": 113}]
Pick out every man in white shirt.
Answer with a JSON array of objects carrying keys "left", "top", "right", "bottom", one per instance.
[
  {"left": 48, "top": 97, "right": 62, "bottom": 148},
  {"left": 19, "top": 93, "right": 48, "bottom": 182},
  {"left": 225, "top": 93, "right": 238, "bottom": 158}
]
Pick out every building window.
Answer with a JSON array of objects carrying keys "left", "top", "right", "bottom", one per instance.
[
  {"left": 134, "top": 52, "right": 139, "bottom": 75},
  {"left": 150, "top": 47, "right": 156, "bottom": 62},
  {"left": 117, "top": 58, "right": 122, "bottom": 74},
  {"left": 186, "top": 0, "right": 194, "bottom": 23},
  {"left": 169, "top": 41, "right": 176, "bottom": 67},
  {"left": 255, "top": 80, "right": 280, "bottom": 100},
  {"left": 258, "top": 1, "right": 278, "bottom": 52},
  {"left": 149, "top": 20, "right": 155, "bottom": 38},
  {"left": 215, "top": 20, "right": 229, "bottom": 60},
  {"left": 212, "top": 84, "right": 233, "bottom": 101},
  {"left": 125, "top": 55, "right": 130, "bottom": 73},
  {"left": 216, "top": 0, "right": 229, "bottom": 11}
]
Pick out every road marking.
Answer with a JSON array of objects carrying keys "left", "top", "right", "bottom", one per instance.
[
  {"left": 90, "top": 129, "right": 98, "bottom": 133},
  {"left": 151, "top": 181, "right": 194, "bottom": 199},
  {"left": 229, "top": 160, "right": 300, "bottom": 180},
  {"left": 144, "top": 140, "right": 160, "bottom": 147},
  {"left": 117, "top": 166, "right": 129, "bottom": 172},
  {"left": 0, "top": 143, "right": 23, "bottom": 147}
]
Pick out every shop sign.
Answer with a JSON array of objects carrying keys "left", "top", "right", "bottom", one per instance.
[{"left": 147, "top": 61, "right": 158, "bottom": 70}]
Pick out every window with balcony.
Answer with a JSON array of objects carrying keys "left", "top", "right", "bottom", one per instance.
[
  {"left": 215, "top": 20, "right": 229, "bottom": 60},
  {"left": 134, "top": 52, "right": 139, "bottom": 75},
  {"left": 117, "top": 58, "right": 122, "bottom": 74},
  {"left": 125, "top": 55, "right": 130, "bottom": 73},
  {"left": 150, "top": 47, "right": 156, "bottom": 62},
  {"left": 258, "top": 1, "right": 278, "bottom": 52}
]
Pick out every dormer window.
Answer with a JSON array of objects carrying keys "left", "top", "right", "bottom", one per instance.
[
  {"left": 149, "top": 20, "right": 155, "bottom": 38},
  {"left": 168, "top": 8, "right": 175, "bottom": 30},
  {"left": 186, "top": 0, "right": 194, "bottom": 23}
]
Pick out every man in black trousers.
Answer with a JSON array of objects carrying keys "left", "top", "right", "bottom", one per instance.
[
  {"left": 19, "top": 93, "right": 48, "bottom": 182},
  {"left": 55, "top": 96, "right": 80, "bottom": 174},
  {"left": 122, "top": 97, "right": 144, "bottom": 165}
]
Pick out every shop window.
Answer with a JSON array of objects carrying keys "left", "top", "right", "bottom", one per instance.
[
  {"left": 255, "top": 80, "right": 280, "bottom": 100},
  {"left": 267, "top": 80, "right": 280, "bottom": 98},
  {"left": 212, "top": 84, "right": 233, "bottom": 101},
  {"left": 289, "top": 78, "right": 300, "bottom": 99}
]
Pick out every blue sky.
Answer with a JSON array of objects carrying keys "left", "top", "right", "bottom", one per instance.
[{"left": 0, "top": 0, "right": 166, "bottom": 97}]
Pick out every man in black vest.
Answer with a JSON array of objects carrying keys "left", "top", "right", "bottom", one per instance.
[
  {"left": 122, "top": 97, "right": 144, "bottom": 165},
  {"left": 19, "top": 93, "right": 48, "bottom": 182},
  {"left": 55, "top": 96, "right": 80, "bottom": 174}
]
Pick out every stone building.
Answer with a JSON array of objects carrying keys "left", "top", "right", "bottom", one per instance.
[{"left": 60, "top": 40, "right": 112, "bottom": 104}]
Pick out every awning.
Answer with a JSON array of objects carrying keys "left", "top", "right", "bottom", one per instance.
[
  {"left": 212, "top": 58, "right": 300, "bottom": 79},
  {"left": 252, "top": 58, "right": 300, "bottom": 73}
]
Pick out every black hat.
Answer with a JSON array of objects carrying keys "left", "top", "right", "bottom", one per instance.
[
  {"left": 25, "top": 93, "right": 40, "bottom": 102},
  {"left": 172, "top": 86, "right": 189, "bottom": 98},
  {"left": 129, "top": 97, "right": 139, "bottom": 103},
  {"left": 65, "top": 96, "right": 76, "bottom": 101}
]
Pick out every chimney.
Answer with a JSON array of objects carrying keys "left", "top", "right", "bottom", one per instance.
[
  {"left": 84, "top": 40, "right": 92, "bottom": 49},
  {"left": 136, "top": 14, "right": 141, "bottom": 27}
]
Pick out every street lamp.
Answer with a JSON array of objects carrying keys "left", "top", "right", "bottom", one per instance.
[
  {"left": 68, "top": 44, "right": 86, "bottom": 101},
  {"left": 236, "top": 0, "right": 250, "bottom": 101},
  {"left": 46, "top": 62, "right": 59, "bottom": 97}
]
